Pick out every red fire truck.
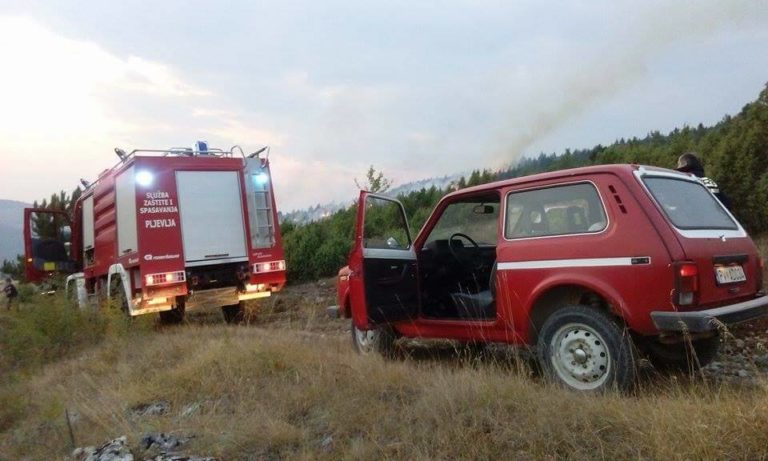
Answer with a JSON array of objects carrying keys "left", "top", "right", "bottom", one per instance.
[{"left": 24, "top": 143, "right": 286, "bottom": 323}]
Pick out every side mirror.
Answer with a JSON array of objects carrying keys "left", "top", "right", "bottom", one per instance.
[{"left": 386, "top": 237, "right": 401, "bottom": 249}]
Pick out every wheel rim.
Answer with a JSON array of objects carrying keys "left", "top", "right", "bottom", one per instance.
[
  {"left": 549, "top": 322, "right": 611, "bottom": 390},
  {"left": 354, "top": 327, "right": 377, "bottom": 354}
]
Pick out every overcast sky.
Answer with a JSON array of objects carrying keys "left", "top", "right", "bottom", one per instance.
[{"left": 0, "top": 1, "right": 766, "bottom": 211}]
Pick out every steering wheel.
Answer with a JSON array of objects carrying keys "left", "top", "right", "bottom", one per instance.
[{"left": 448, "top": 233, "right": 481, "bottom": 269}]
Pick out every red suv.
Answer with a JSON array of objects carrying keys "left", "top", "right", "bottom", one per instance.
[{"left": 329, "top": 164, "right": 767, "bottom": 391}]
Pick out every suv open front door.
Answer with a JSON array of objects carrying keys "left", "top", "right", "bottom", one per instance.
[{"left": 349, "top": 191, "right": 419, "bottom": 330}]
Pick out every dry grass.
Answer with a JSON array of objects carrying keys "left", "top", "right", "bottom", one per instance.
[
  {"left": 1, "top": 323, "right": 768, "bottom": 460},
  {"left": 2, "top": 237, "right": 768, "bottom": 460}
]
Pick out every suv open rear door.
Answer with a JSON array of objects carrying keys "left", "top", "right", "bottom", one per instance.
[
  {"left": 349, "top": 191, "right": 419, "bottom": 330},
  {"left": 23, "top": 208, "right": 76, "bottom": 283}
]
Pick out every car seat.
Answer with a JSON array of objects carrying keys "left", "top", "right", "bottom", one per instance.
[
  {"left": 566, "top": 206, "right": 588, "bottom": 233},
  {"left": 450, "top": 262, "right": 497, "bottom": 319}
]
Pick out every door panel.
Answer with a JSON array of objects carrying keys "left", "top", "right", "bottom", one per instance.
[
  {"left": 363, "top": 255, "right": 419, "bottom": 324},
  {"left": 349, "top": 191, "right": 419, "bottom": 329},
  {"left": 115, "top": 166, "right": 138, "bottom": 255},
  {"left": 175, "top": 171, "right": 248, "bottom": 265}
]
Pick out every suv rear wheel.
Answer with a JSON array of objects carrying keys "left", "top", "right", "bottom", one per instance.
[
  {"left": 537, "top": 305, "right": 637, "bottom": 392},
  {"left": 645, "top": 335, "right": 720, "bottom": 371},
  {"left": 351, "top": 321, "right": 397, "bottom": 358}
]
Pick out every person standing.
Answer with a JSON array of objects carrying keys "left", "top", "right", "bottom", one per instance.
[
  {"left": 3, "top": 278, "right": 18, "bottom": 310},
  {"left": 675, "top": 152, "right": 731, "bottom": 209}
]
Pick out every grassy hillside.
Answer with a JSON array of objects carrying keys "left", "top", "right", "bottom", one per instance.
[{"left": 2, "top": 250, "right": 768, "bottom": 460}]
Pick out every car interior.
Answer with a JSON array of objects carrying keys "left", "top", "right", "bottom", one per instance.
[
  {"left": 361, "top": 184, "right": 607, "bottom": 323},
  {"left": 419, "top": 192, "right": 500, "bottom": 321}
]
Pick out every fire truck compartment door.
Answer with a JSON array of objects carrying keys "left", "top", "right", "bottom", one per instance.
[{"left": 176, "top": 171, "right": 248, "bottom": 266}]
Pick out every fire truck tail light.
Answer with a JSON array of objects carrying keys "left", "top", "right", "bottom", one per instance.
[
  {"left": 253, "top": 260, "right": 286, "bottom": 274},
  {"left": 145, "top": 271, "right": 186, "bottom": 286}
]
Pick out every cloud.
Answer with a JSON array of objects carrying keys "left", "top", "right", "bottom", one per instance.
[{"left": 0, "top": 15, "right": 286, "bottom": 204}]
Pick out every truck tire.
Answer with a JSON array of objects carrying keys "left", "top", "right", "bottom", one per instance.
[
  {"left": 645, "top": 335, "right": 720, "bottom": 371},
  {"left": 159, "top": 297, "right": 185, "bottom": 324},
  {"left": 351, "top": 321, "right": 397, "bottom": 359},
  {"left": 109, "top": 277, "right": 129, "bottom": 315},
  {"left": 222, "top": 302, "right": 245, "bottom": 324},
  {"left": 537, "top": 305, "right": 638, "bottom": 392}
]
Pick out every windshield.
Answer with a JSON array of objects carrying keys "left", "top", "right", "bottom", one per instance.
[
  {"left": 425, "top": 199, "right": 500, "bottom": 245},
  {"left": 643, "top": 176, "right": 736, "bottom": 230}
]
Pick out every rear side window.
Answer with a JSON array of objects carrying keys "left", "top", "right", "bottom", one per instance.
[
  {"left": 643, "top": 177, "right": 736, "bottom": 230},
  {"left": 505, "top": 183, "right": 607, "bottom": 239}
]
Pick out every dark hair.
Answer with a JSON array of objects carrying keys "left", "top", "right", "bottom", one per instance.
[{"left": 676, "top": 152, "right": 705, "bottom": 177}]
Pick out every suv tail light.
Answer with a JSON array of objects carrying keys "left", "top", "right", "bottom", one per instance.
[
  {"left": 674, "top": 262, "right": 699, "bottom": 306},
  {"left": 145, "top": 271, "right": 186, "bottom": 287},
  {"left": 758, "top": 256, "right": 764, "bottom": 292},
  {"left": 253, "top": 260, "right": 286, "bottom": 274}
]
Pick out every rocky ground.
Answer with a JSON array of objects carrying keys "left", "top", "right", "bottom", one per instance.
[{"left": 701, "top": 319, "right": 768, "bottom": 385}]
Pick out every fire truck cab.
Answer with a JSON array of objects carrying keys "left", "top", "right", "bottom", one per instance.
[{"left": 29, "top": 143, "right": 286, "bottom": 323}]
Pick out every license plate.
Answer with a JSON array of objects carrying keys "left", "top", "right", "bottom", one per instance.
[{"left": 715, "top": 265, "right": 746, "bottom": 284}]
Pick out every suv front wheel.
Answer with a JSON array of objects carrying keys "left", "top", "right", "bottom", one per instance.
[
  {"left": 351, "top": 321, "right": 397, "bottom": 359},
  {"left": 537, "top": 305, "right": 637, "bottom": 392}
]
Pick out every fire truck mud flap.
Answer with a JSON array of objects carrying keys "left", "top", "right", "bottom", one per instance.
[
  {"left": 132, "top": 303, "right": 176, "bottom": 315},
  {"left": 651, "top": 295, "right": 768, "bottom": 333}
]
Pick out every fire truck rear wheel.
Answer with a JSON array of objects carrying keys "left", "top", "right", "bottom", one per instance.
[
  {"left": 222, "top": 302, "right": 245, "bottom": 324},
  {"left": 159, "top": 298, "right": 186, "bottom": 324}
]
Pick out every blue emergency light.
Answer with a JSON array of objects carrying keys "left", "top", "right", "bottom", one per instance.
[{"left": 195, "top": 140, "right": 209, "bottom": 154}]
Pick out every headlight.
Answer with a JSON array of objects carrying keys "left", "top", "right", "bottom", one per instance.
[
  {"left": 254, "top": 172, "right": 269, "bottom": 185},
  {"left": 135, "top": 170, "right": 154, "bottom": 187}
]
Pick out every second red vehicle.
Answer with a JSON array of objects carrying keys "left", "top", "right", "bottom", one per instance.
[{"left": 331, "top": 164, "right": 768, "bottom": 391}]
